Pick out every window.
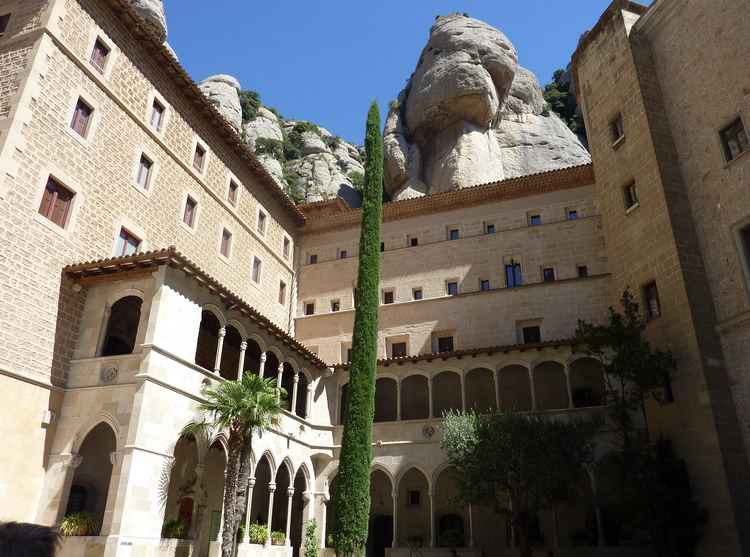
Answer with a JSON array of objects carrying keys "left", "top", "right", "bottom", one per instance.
[
  {"left": 380, "top": 242, "right": 385, "bottom": 252},
  {"left": 438, "top": 336, "right": 454, "bottom": 353},
  {"left": 252, "top": 257, "right": 262, "bottom": 283},
  {"left": 506, "top": 259, "right": 522, "bottom": 286},
  {"left": 643, "top": 281, "right": 660, "bottom": 319},
  {"left": 542, "top": 268, "right": 555, "bottom": 282},
  {"left": 89, "top": 39, "right": 109, "bottom": 74},
  {"left": 0, "top": 13, "right": 10, "bottom": 37},
  {"left": 227, "top": 180, "right": 239, "bottom": 206},
  {"left": 446, "top": 281, "right": 458, "bottom": 295},
  {"left": 340, "top": 250, "right": 347, "bottom": 259},
  {"left": 149, "top": 99, "right": 164, "bottom": 131},
  {"left": 486, "top": 224, "right": 495, "bottom": 234},
  {"left": 347, "top": 348, "right": 352, "bottom": 362},
  {"left": 38, "top": 177, "right": 74, "bottom": 229},
  {"left": 183, "top": 197, "right": 197, "bottom": 227},
  {"left": 279, "top": 281, "right": 286, "bottom": 304},
  {"left": 611, "top": 114, "right": 624, "bottom": 142},
  {"left": 309, "top": 254, "right": 317, "bottom": 264},
  {"left": 193, "top": 144, "right": 206, "bottom": 172},
  {"left": 480, "top": 279, "right": 490, "bottom": 291},
  {"left": 408, "top": 489, "right": 421, "bottom": 507},
  {"left": 568, "top": 210, "right": 578, "bottom": 220},
  {"left": 719, "top": 117, "right": 749, "bottom": 162},
  {"left": 257, "top": 211, "right": 266, "bottom": 234},
  {"left": 283, "top": 237, "right": 291, "bottom": 259},
  {"left": 383, "top": 291, "right": 394, "bottom": 304},
  {"left": 449, "top": 229, "right": 459, "bottom": 240},
  {"left": 522, "top": 326, "right": 541, "bottom": 344},
  {"left": 331, "top": 300, "right": 340, "bottom": 312},
  {"left": 220, "top": 228, "right": 231, "bottom": 257},
  {"left": 623, "top": 181, "right": 638, "bottom": 209},
  {"left": 410, "top": 237, "right": 419, "bottom": 247},
  {"left": 578, "top": 265, "right": 588, "bottom": 278},
  {"left": 70, "top": 98, "right": 92, "bottom": 137},
  {"left": 663, "top": 375, "right": 674, "bottom": 404},
  {"left": 413, "top": 288, "right": 423, "bottom": 300},
  {"left": 305, "top": 302, "right": 315, "bottom": 316},
  {"left": 392, "top": 342, "right": 407, "bottom": 358},
  {"left": 530, "top": 215, "right": 541, "bottom": 226},
  {"left": 116, "top": 228, "right": 140, "bottom": 257},
  {"left": 135, "top": 155, "right": 152, "bottom": 189}
]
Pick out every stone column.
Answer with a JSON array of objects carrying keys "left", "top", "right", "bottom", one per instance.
[
  {"left": 494, "top": 369, "right": 501, "bottom": 412},
  {"left": 291, "top": 373, "right": 300, "bottom": 415},
  {"left": 429, "top": 488, "right": 436, "bottom": 548},
  {"left": 285, "top": 487, "right": 295, "bottom": 546},
  {"left": 54, "top": 454, "right": 82, "bottom": 523},
  {"left": 237, "top": 341, "right": 247, "bottom": 381},
  {"left": 460, "top": 375, "right": 466, "bottom": 412},
  {"left": 468, "top": 505, "right": 474, "bottom": 547},
  {"left": 509, "top": 499, "right": 515, "bottom": 547},
  {"left": 428, "top": 378, "right": 434, "bottom": 419},
  {"left": 321, "top": 491, "right": 330, "bottom": 550},
  {"left": 276, "top": 364, "right": 284, "bottom": 396},
  {"left": 213, "top": 327, "right": 226, "bottom": 375},
  {"left": 564, "top": 365, "right": 574, "bottom": 408},
  {"left": 552, "top": 502, "right": 560, "bottom": 547},
  {"left": 338, "top": 385, "right": 344, "bottom": 424},
  {"left": 266, "top": 482, "right": 277, "bottom": 545},
  {"left": 188, "top": 463, "right": 205, "bottom": 539},
  {"left": 95, "top": 307, "right": 112, "bottom": 356},
  {"left": 528, "top": 368, "right": 538, "bottom": 411},
  {"left": 305, "top": 385, "right": 313, "bottom": 420},
  {"left": 243, "top": 477, "right": 256, "bottom": 542},
  {"left": 302, "top": 491, "right": 313, "bottom": 523},
  {"left": 391, "top": 490, "right": 399, "bottom": 548},
  {"left": 258, "top": 352, "right": 267, "bottom": 377},
  {"left": 591, "top": 472, "right": 605, "bottom": 547},
  {"left": 396, "top": 381, "right": 402, "bottom": 421}
]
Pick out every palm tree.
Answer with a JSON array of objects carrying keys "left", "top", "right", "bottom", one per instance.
[{"left": 187, "top": 372, "right": 287, "bottom": 557}]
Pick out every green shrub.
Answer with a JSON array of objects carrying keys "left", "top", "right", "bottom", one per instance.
[
  {"left": 247, "top": 522, "right": 268, "bottom": 544},
  {"left": 236, "top": 524, "right": 245, "bottom": 543},
  {"left": 438, "top": 529, "right": 464, "bottom": 548},
  {"left": 254, "top": 138, "right": 283, "bottom": 158},
  {"left": 303, "top": 519, "right": 318, "bottom": 557},
  {"left": 349, "top": 171, "right": 365, "bottom": 195},
  {"left": 292, "top": 121, "right": 321, "bottom": 136},
  {"left": 271, "top": 531, "right": 286, "bottom": 545},
  {"left": 162, "top": 517, "right": 187, "bottom": 538},
  {"left": 239, "top": 90, "right": 261, "bottom": 121},
  {"left": 324, "top": 135, "right": 342, "bottom": 151},
  {"left": 61, "top": 512, "right": 97, "bottom": 536},
  {"left": 388, "top": 99, "right": 401, "bottom": 110}
]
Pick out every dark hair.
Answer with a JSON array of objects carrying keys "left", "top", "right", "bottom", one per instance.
[{"left": 0, "top": 522, "right": 62, "bottom": 557}]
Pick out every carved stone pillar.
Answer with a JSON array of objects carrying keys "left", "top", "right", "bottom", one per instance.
[
  {"left": 321, "top": 491, "right": 330, "bottom": 550},
  {"left": 428, "top": 378, "right": 434, "bottom": 419},
  {"left": 429, "top": 488, "right": 436, "bottom": 547},
  {"left": 266, "top": 482, "right": 277, "bottom": 544},
  {"left": 396, "top": 381, "right": 402, "bottom": 421},
  {"left": 213, "top": 327, "right": 226, "bottom": 375},
  {"left": 305, "top": 385, "right": 312, "bottom": 420},
  {"left": 258, "top": 352, "right": 267, "bottom": 377},
  {"left": 243, "top": 477, "right": 256, "bottom": 542},
  {"left": 237, "top": 341, "right": 247, "bottom": 381},
  {"left": 291, "top": 373, "right": 300, "bottom": 415},
  {"left": 468, "top": 505, "right": 474, "bottom": 547},
  {"left": 276, "top": 364, "right": 284, "bottom": 396},
  {"left": 95, "top": 307, "right": 112, "bottom": 356},
  {"left": 564, "top": 365, "right": 574, "bottom": 408},
  {"left": 189, "top": 463, "right": 205, "bottom": 539},
  {"left": 529, "top": 368, "right": 538, "bottom": 411},
  {"left": 494, "top": 369, "right": 501, "bottom": 412},
  {"left": 391, "top": 490, "right": 399, "bottom": 548},
  {"left": 460, "top": 375, "right": 466, "bottom": 412},
  {"left": 285, "top": 487, "right": 295, "bottom": 546}
]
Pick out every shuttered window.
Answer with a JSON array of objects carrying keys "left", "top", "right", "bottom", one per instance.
[
  {"left": 71, "top": 99, "right": 92, "bottom": 137},
  {"left": 38, "top": 178, "right": 74, "bottom": 228}
]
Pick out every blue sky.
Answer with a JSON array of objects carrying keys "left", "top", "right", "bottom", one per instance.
[{"left": 161, "top": 0, "right": 651, "bottom": 145}]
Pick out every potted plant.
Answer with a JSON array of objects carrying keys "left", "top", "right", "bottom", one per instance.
[
  {"left": 248, "top": 523, "right": 269, "bottom": 545},
  {"left": 570, "top": 530, "right": 588, "bottom": 547},
  {"left": 162, "top": 517, "right": 187, "bottom": 539},
  {"left": 406, "top": 535, "right": 424, "bottom": 548},
  {"left": 271, "top": 531, "right": 286, "bottom": 546},
  {"left": 60, "top": 512, "right": 97, "bottom": 536},
  {"left": 438, "top": 529, "right": 464, "bottom": 548}
]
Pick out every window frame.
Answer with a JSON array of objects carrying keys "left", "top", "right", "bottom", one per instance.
[
  {"left": 219, "top": 227, "right": 232, "bottom": 260},
  {"left": 257, "top": 210, "right": 267, "bottom": 235},
  {"left": 413, "top": 288, "right": 423, "bottom": 301},
  {"left": 642, "top": 280, "right": 661, "bottom": 320},
  {"left": 192, "top": 140, "right": 208, "bottom": 174},
  {"left": 568, "top": 210, "right": 578, "bottom": 220},
  {"left": 146, "top": 90, "right": 170, "bottom": 135},
  {"left": 485, "top": 223, "right": 496, "bottom": 234},
  {"left": 448, "top": 228, "right": 460, "bottom": 240},
  {"left": 382, "top": 290, "right": 395, "bottom": 305},
  {"left": 529, "top": 214, "right": 541, "bottom": 227},
  {"left": 89, "top": 38, "right": 110, "bottom": 75},
  {"left": 308, "top": 253, "right": 318, "bottom": 265},
  {"left": 437, "top": 336, "right": 454, "bottom": 353},
  {"left": 480, "top": 279, "right": 490, "bottom": 291},
  {"left": 182, "top": 195, "right": 198, "bottom": 229},
  {"left": 623, "top": 180, "right": 639, "bottom": 211},
  {"left": 251, "top": 256, "right": 262, "bottom": 284},
  {"left": 304, "top": 302, "right": 315, "bottom": 316},
  {"left": 522, "top": 326, "right": 542, "bottom": 344},
  {"left": 37, "top": 176, "right": 75, "bottom": 230},
  {"left": 506, "top": 258, "right": 522, "bottom": 287},
  {"left": 70, "top": 97, "right": 93, "bottom": 139},
  {"left": 331, "top": 300, "right": 341, "bottom": 312},
  {"left": 718, "top": 115, "right": 750, "bottom": 164},
  {"left": 542, "top": 267, "right": 556, "bottom": 283},
  {"left": 227, "top": 179, "right": 240, "bottom": 207},
  {"left": 577, "top": 265, "right": 588, "bottom": 278},
  {"left": 134, "top": 152, "right": 155, "bottom": 191},
  {"left": 115, "top": 227, "right": 141, "bottom": 258},
  {"left": 339, "top": 249, "right": 347, "bottom": 259},
  {"left": 283, "top": 237, "right": 291, "bottom": 260},
  {"left": 279, "top": 281, "right": 287, "bottom": 305},
  {"left": 610, "top": 113, "right": 624, "bottom": 144},
  {"left": 446, "top": 281, "right": 458, "bottom": 296}
]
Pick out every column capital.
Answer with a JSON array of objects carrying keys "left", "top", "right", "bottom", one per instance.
[
  {"left": 278, "top": 363, "right": 284, "bottom": 373},
  {"left": 293, "top": 373, "right": 300, "bottom": 384},
  {"left": 564, "top": 365, "right": 570, "bottom": 375},
  {"left": 218, "top": 327, "right": 226, "bottom": 338},
  {"left": 109, "top": 451, "right": 124, "bottom": 466},
  {"left": 268, "top": 482, "right": 277, "bottom": 493},
  {"left": 428, "top": 488, "right": 436, "bottom": 498},
  {"left": 260, "top": 352, "right": 267, "bottom": 363},
  {"left": 240, "top": 341, "right": 247, "bottom": 351},
  {"left": 528, "top": 368, "right": 534, "bottom": 378},
  {"left": 391, "top": 490, "right": 399, "bottom": 499},
  {"left": 195, "top": 463, "right": 206, "bottom": 476},
  {"left": 63, "top": 453, "right": 83, "bottom": 468},
  {"left": 302, "top": 491, "right": 312, "bottom": 502},
  {"left": 248, "top": 477, "right": 255, "bottom": 487},
  {"left": 286, "top": 487, "right": 295, "bottom": 498}
]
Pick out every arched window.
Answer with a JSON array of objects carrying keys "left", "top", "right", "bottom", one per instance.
[
  {"left": 65, "top": 485, "right": 87, "bottom": 515},
  {"left": 195, "top": 310, "right": 221, "bottom": 371},
  {"left": 102, "top": 296, "right": 142, "bottom": 356}
]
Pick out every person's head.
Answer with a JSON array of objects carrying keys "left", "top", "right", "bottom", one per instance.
[
  {"left": 450, "top": 550, "right": 457, "bottom": 557},
  {"left": 0, "top": 522, "right": 61, "bottom": 557}
]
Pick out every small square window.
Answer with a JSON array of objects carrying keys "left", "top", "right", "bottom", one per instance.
[
  {"left": 309, "top": 254, "right": 317, "bottom": 264},
  {"left": 449, "top": 229, "right": 459, "bottom": 240},
  {"left": 283, "top": 237, "right": 291, "bottom": 259},
  {"left": 305, "top": 302, "right": 315, "bottom": 316},
  {"left": 383, "top": 291, "right": 394, "bottom": 304},
  {"left": 193, "top": 144, "right": 206, "bottom": 172},
  {"left": 149, "top": 99, "right": 165, "bottom": 131},
  {"left": 446, "top": 281, "right": 458, "bottom": 295},
  {"left": 542, "top": 268, "right": 555, "bottom": 282},
  {"left": 410, "top": 237, "right": 419, "bottom": 247},
  {"left": 279, "top": 281, "right": 286, "bottom": 304},
  {"left": 257, "top": 211, "right": 267, "bottom": 235},
  {"left": 227, "top": 180, "right": 239, "bottom": 206},
  {"left": 486, "top": 224, "right": 495, "bottom": 234},
  {"left": 611, "top": 114, "right": 624, "bottom": 142},
  {"left": 392, "top": 342, "right": 407, "bottom": 358},
  {"left": 38, "top": 177, "right": 74, "bottom": 229},
  {"left": 0, "top": 13, "right": 11, "bottom": 37},
  {"left": 408, "top": 489, "right": 421, "bottom": 507},
  {"left": 220, "top": 229, "right": 232, "bottom": 257},
  {"left": 623, "top": 181, "right": 638, "bottom": 209},
  {"left": 480, "top": 279, "right": 490, "bottom": 291},
  {"left": 331, "top": 300, "right": 340, "bottom": 312},
  {"left": 380, "top": 242, "right": 385, "bottom": 252},
  {"left": 522, "top": 326, "right": 541, "bottom": 344},
  {"left": 183, "top": 197, "right": 197, "bottom": 227},
  {"left": 252, "top": 257, "right": 262, "bottom": 283},
  {"left": 116, "top": 228, "right": 140, "bottom": 257},
  {"left": 70, "top": 99, "right": 92, "bottom": 137},
  {"left": 530, "top": 215, "right": 541, "bottom": 226},
  {"left": 89, "top": 39, "right": 109, "bottom": 74},
  {"left": 340, "top": 250, "right": 347, "bottom": 259},
  {"left": 413, "top": 288, "right": 423, "bottom": 300},
  {"left": 643, "top": 281, "right": 660, "bottom": 319},
  {"left": 135, "top": 155, "right": 153, "bottom": 189},
  {"left": 578, "top": 265, "right": 588, "bottom": 278},
  {"left": 568, "top": 210, "right": 578, "bottom": 220},
  {"left": 438, "top": 336, "right": 454, "bottom": 353},
  {"left": 719, "top": 117, "right": 749, "bottom": 162}
]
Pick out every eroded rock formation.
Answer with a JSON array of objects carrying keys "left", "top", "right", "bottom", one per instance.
[
  {"left": 384, "top": 14, "right": 590, "bottom": 201},
  {"left": 198, "top": 75, "right": 243, "bottom": 133},
  {"left": 129, "top": 0, "right": 167, "bottom": 43}
]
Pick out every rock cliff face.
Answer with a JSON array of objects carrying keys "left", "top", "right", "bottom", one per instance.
[
  {"left": 198, "top": 75, "right": 243, "bottom": 133},
  {"left": 384, "top": 14, "right": 590, "bottom": 201}
]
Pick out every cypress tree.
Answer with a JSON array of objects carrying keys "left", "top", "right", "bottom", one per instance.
[{"left": 332, "top": 100, "right": 383, "bottom": 557}]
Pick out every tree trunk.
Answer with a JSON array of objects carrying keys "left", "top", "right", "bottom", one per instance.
[
  {"left": 221, "top": 429, "right": 243, "bottom": 557},
  {"left": 231, "top": 433, "right": 253, "bottom": 554}
]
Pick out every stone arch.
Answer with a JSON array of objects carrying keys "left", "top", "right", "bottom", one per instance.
[
  {"left": 278, "top": 456, "right": 296, "bottom": 486},
  {"left": 298, "top": 367, "right": 313, "bottom": 383},
  {"left": 224, "top": 318, "right": 248, "bottom": 340},
  {"left": 219, "top": 323, "right": 243, "bottom": 380},
  {"left": 249, "top": 452, "right": 275, "bottom": 529},
  {"left": 370, "top": 462, "right": 396, "bottom": 490},
  {"left": 496, "top": 359, "right": 531, "bottom": 373},
  {"left": 401, "top": 373, "right": 429, "bottom": 420},
  {"left": 201, "top": 304, "right": 226, "bottom": 326},
  {"left": 264, "top": 347, "right": 283, "bottom": 380},
  {"left": 195, "top": 309, "right": 222, "bottom": 371},
  {"left": 533, "top": 360, "right": 568, "bottom": 410},
  {"left": 401, "top": 369, "right": 430, "bottom": 380},
  {"left": 529, "top": 354, "right": 568, "bottom": 370},
  {"left": 374, "top": 376, "right": 398, "bottom": 422},
  {"left": 246, "top": 333, "right": 267, "bottom": 353},
  {"left": 497, "top": 363, "right": 533, "bottom": 411},
  {"left": 104, "top": 286, "right": 145, "bottom": 308},
  {"left": 464, "top": 365, "right": 495, "bottom": 414},
  {"left": 71, "top": 411, "right": 121, "bottom": 455},
  {"left": 101, "top": 295, "right": 143, "bottom": 356},
  {"left": 282, "top": 357, "right": 299, "bottom": 372},
  {"left": 244, "top": 337, "right": 264, "bottom": 376},
  {"left": 258, "top": 450, "right": 278, "bottom": 481},
  {"left": 294, "top": 461, "right": 312, "bottom": 492},
  {"left": 569, "top": 357, "right": 606, "bottom": 408},
  {"left": 430, "top": 365, "right": 463, "bottom": 379},
  {"left": 207, "top": 430, "right": 229, "bottom": 457},
  {"left": 395, "top": 461, "right": 431, "bottom": 491},
  {"left": 432, "top": 369, "right": 462, "bottom": 416}
]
